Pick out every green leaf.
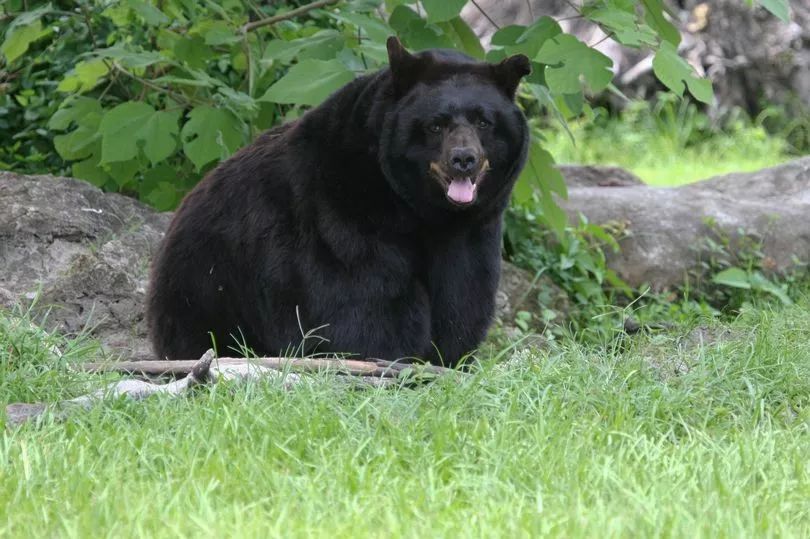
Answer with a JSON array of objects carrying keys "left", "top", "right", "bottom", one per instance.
[
  {"left": 181, "top": 106, "right": 244, "bottom": 171},
  {"left": 535, "top": 34, "right": 614, "bottom": 94},
  {"left": 584, "top": 5, "right": 657, "bottom": 47},
  {"left": 537, "top": 191, "right": 569, "bottom": 236},
  {"left": 217, "top": 87, "right": 259, "bottom": 118},
  {"left": 152, "top": 75, "right": 212, "bottom": 87},
  {"left": 51, "top": 98, "right": 104, "bottom": 161},
  {"left": 96, "top": 46, "right": 167, "bottom": 69},
  {"left": 104, "top": 159, "right": 141, "bottom": 188},
  {"left": 327, "top": 12, "right": 393, "bottom": 43},
  {"left": 53, "top": 125, "right": 101, "bottom": 161},
  {"left": 98, "top": 102, "right": 181, "bottom": 165},
  {"left": 527, "top": 83, "right": 574, "bottom": 144},
  {"left": 652, "top": 41, "right": 713, "bottom": 104},
  {"left": 758, "top": 0, "right": 789, "bottom": 22},
  {"left": 712, "top": 267, "right": 751, "bottom": 289},
  {"left": 1, "top": 19, "right": 51, "bottom": 64},
  {"left": 203, "top": 21, "right": 242, "bottom": 46},
  {"left": 641, "top": 0, "right": 681, "bottom": 45},
  {"left": 421, "top": 0, "right": 467, "bottom": 23},
  {"left": 438, "top": 17, "right": 485, "bottom": 59},
  {"left": 262, "top": 31, "right": 344, "bottom": 64},
  {"left": 355, "top": 41, "right": 390, "bottom": 64},
  {"left": 174, "top": 36, "right": 214, "bottom": 69},
  {"left": 388, "top": 6, "right": 454, "bottom": 51},
  {"left": 490, "top": 25, "right": 526, "bottom": 47},
  {"left": 128, "top": 0, "right": 170, "bottom": 26},
  {"left": 259, "top": 59, "right": 355, "bottom": 106},
  {"left": 749, "top": 272, "right": 793, "bottom": 305},
  {"left": 57, "top": 59, "right": 110, "bottom": 94},
  {"left": 72, "top": 155, "right": 111, "bottom": 189},
  {"left": 146, "top": 181, "right": 183, "bottom": 211},
  {"left": 142, "top": 164, "right": 183, "bottom": 210},
  {"left": 514, "top": 139, "right": 568, "bottom": 236},
  {"left": 490, "top": 17, "right": 562, "bottom": 59},
  {"left": 48, "top": 97, "right": 103, "bottom": 131}
]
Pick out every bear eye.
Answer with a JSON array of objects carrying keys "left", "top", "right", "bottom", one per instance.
[
  {"left": 427, "top": 123, "right": 442, "bottom": 134},
  {"left": 477, "top": 119, "right": 491, "bottom": 129}
]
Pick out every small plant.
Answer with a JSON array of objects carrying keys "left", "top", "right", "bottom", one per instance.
[
  {"left": 504, "top": 202, "right": 634, "bottom": 341},
  {"left": 691, "top": 217, "right": 799, "bottom": 309}
]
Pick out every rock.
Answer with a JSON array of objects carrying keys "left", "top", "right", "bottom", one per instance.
[
  {"left": 0, "top": 172, "right": 172, "bottom": 357},
  {"left": 559, "top": 165, "right": 644, "bottom": 189},
  {"left": 559, "top": 157, "right": 810, "bottom": 290}
]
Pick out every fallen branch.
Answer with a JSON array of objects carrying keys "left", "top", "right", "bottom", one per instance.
[
  {"left": 80, "top": 355, "right": 453, "bottom": 379},
  {"left": 5, "top": 350, "right": 456, "bottom": 427},
  {"left": 242, "top": 0, "right": 341, "bottom": 33}
]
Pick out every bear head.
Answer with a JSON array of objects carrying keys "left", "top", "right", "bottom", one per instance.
[{"left": 378, "top": 36, "right": 531, "bottom": 219}]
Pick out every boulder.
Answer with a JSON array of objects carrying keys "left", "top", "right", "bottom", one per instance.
[
  {"left": 558, "top": 165, "right": 644, "bottom": 189},
  {"left": 560, "top": 157, "right": 810, "bottom": 290},
  {"left": 0, "top": 172, "right": 171, "bottom": 357}
]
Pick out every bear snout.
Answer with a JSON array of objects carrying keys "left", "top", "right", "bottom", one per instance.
[{"left": 449, "top": 147, "right": 481, "bottom": 174}]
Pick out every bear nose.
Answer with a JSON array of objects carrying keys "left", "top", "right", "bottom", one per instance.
[{"left": 449, "top": 148, "right": 479, "bottom": 173}]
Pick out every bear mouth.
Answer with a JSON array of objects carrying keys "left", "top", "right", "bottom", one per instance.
[{"left": 429, "top": 160, "right": 490, "bottom": 206}]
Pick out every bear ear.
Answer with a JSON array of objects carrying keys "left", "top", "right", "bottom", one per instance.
[
  {"left": 491, "top": 54, "right": 532, "bottom": 100},
  {"left": 386, "top": 36, "right": 424, "bottom": 96}
]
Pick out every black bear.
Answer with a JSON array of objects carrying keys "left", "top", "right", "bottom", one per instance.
[{"left": 146, "top": 37, "right": 531, "bottom": 367}]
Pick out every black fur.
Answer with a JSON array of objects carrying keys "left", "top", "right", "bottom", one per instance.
[{"left": 146, "top": 38, "right": 531, "bottom": 367}]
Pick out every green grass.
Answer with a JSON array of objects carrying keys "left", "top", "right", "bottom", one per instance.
[
  {"left": 2, "top": 297, "right": 810, "bottom": 537},
  {"left": 543, "top": 100, "right": 794, "bottom": 186}
]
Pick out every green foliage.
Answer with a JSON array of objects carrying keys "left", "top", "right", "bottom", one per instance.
[
  {"left": 0, "top": 0, "right": 726, "bottom": 219},
  {"left": 261, "top": 58, "right": 355, "bottom": 105},
  {"left": 692, "top": 217, "right": 801, "bottom": 310},
  {"left": 712, "top": 267, "right": 792, "bottom": 305},
  {"left": 504, "top": 205, "right": 633, "bottom": 341},
  {"left": 653, "top": 41, "right": 713, "bottom": 104},
  {"left": 535, "top": 34, "right": 614, "bottom": 95}
]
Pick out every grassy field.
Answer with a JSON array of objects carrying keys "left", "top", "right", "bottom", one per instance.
[
  {"left": 2, "top": 293, "right": 809, "bottom": 537},
  {"left": 543, "top": 102, "right": 795, "bottom": 186}
]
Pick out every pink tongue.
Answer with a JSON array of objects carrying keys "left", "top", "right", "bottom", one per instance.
[{"left": 447, "top": 178, "right": 475, "bottom": 203}]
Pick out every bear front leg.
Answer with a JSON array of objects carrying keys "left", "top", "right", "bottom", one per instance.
[{"left": 425, "top": 219, "right": 503, "bottom": 366}]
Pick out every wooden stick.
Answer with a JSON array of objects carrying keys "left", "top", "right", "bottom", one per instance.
[
  {"left": 242, "top": 0, "right": 341, "bottom": 33},
  {"left": 80, "top": 356, "right": 454, "bottom": 379},
  {"left": 6, "top": 341, "right": 463, "bottom": 427},
  {"left": 6, "top": 350, "right": 439, "bottom": 427}
]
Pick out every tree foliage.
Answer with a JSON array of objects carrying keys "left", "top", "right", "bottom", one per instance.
[{"left": 0, "top": 0, "right": 788, "bottom": 229}]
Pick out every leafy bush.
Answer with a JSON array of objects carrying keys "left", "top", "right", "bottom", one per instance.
[{"left": 0, "top": 0, "right": 732, "bottom": 219}]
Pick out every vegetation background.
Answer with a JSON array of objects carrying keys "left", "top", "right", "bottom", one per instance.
[{"left": 1, "top": 1, "right": 809, "bottom": 536}]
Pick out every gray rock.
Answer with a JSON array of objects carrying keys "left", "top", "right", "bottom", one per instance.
[
  {"left": 560, "top": 157, "right": 810, "bottom": 290},
  {"left": 0, "top": 172, "right": 172, "bottom": 357},
  {"left": 559, "top": 165, "right": 644, "bottom": 189}
]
